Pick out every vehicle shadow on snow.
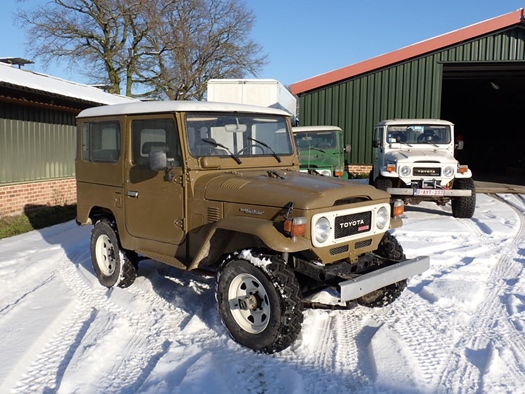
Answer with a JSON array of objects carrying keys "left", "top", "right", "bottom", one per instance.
[
  {"left": 136, "top": 259, "right": 222, "bottom": 330},
  {"left": 404, "top": 204, "right": 451, "bottom": 217}
]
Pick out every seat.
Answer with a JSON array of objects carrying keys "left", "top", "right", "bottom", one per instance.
[{"left": 417, "top": 131, "right": 440, "bottom": 143}]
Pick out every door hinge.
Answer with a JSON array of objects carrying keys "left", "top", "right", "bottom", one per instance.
[{"left": 175, "top": 219, "right": 184, "bottom": 229}]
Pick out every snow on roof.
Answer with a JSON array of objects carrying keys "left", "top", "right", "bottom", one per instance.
[
  {"left": 0, "top": 62, "right": 137, "bottom": 105},
  {"left": 77, "top": 100, "right": 291, "bottom": 118}
]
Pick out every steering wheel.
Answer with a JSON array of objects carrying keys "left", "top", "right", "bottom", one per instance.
[{"left": 236, "top": 144, "right": 265, "bottom": 155}]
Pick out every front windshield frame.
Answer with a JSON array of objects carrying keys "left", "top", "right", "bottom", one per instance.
[
  {"left": 386, "top": 124, "right": 451, "bottom": 145},
  {"left": 185, "top": 112, "right": 293, "bottom": 158}
]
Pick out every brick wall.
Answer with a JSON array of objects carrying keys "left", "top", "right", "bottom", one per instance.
[
  {"left": 348, "top": 164, "right": 372, "bottom": 175},
  {"left": 0, "top": 178, "right": 77, "bottom": 216}
]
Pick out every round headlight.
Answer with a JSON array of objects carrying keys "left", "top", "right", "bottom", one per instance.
[
  {"left": 376, "top": 206, "right": 389, "bottom": 230},
  {"left": 443, "top": 166, "right": 454, "bottom": 177},
  {"left": 399, "top": 166, "right": 411, "bottom": 177},
  {"left": 315, "top": 217, "right": 331, "bottom": 243}
]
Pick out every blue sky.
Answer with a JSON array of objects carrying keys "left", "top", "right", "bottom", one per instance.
[{"left": 2, "top": 1, "right": 525, "bottom": 89}]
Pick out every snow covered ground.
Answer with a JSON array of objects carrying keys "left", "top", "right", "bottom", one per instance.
[{"left": 1, "top": 193, "right": 525, "bottom": 393}]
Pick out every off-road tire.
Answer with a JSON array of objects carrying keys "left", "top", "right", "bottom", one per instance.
[
  {"left": 90, "top": 220, "right": 137, "bottom": 288},
  {"left": 374, "top": 176, "right": 393, "bottom": 192},
  {"left": 357, "top": 232, "right": 407, "bottom": 308},
  {"left": 216, "top": 253, "right": 303, "bottom": 353},
  {"left": 451, "top": 178, "right": 476, "bottom": 218},
  {"left": 368, "top": 169, "right": 374, "bottom": 186}
]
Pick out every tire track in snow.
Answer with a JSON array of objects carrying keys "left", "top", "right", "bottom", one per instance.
[
  {"left": 12, "top": 304, "right": 96, "bottom": 394},
  {"left": 300, "top": 308, "right": 370, "bottom": 391},
  {"left": 370, "top": 291, "right": 453, "bottom": 390},
  {"left": 12, "top": 250, "right": 189, "bottom": 394},
  {"left": 438, "top": 194, "right": 525, "bottom": 393},
  {"left": 367, "top": 202, "right": 509, "bottom": 390}
]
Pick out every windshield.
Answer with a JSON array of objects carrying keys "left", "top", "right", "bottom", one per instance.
[
  {"left": 293, "top": 131, "right": 338, "bottom": 150},
  {"left": 386, "top": 124, "right": 451, "bottom": 145},
  {"left": 186, "top": 113, "right": 292, "bottom": 158}
]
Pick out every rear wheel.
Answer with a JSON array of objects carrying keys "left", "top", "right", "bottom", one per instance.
[
  {"left": 451, "top": 178, "right": 476, "bottom": 218},
  {"left": 216, "top": 252, "right": 303, "bottom": 353},
  {"left": 90, "top": 220, "right": 137, "bottom": 288},
  {"left": 357, "top": 232, "right": 407, "bottom": 308}
]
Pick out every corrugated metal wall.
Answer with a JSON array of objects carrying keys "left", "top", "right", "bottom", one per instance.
[
  {"left": 0, "top": 103, "right": 76, "bottom": 184},
  {"left": 298, "top": 26, "right": 525, "bottom": 165}
]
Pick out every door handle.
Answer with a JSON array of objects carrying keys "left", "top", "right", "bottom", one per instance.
[{"left": 127, "top": 190, "right": 139, "bottom": 198}]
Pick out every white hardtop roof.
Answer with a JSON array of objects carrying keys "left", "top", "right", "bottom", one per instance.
[
  {"left": 77, "top": 100, "right": 292, "bottom": 118},
  {"left": 377, "top": 119, "right": 454, "bottom": 126},
  {"left": 292, "top": 125, "right": 343, "bottom": 133},
  {"left": 0, "top": 62, "right": 136, "bottom": 105}
]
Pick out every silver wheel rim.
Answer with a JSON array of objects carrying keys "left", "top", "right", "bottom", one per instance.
[
  {"left": 95, "top": 234, "right": 116, "bottom": 276},
  {"left": 228, "top": 272, "right": 271, "bottom": 333}
]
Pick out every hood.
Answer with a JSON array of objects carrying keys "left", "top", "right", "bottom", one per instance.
[
  {"left": 199, "top": 170, "right": 388, "bottom": 210},
  {"left": 386, "top": 149, "right": 457, "bottom": 165}
]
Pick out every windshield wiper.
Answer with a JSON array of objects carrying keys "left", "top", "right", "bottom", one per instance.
[
  {"left": 306, "top": 146, "right": 325, "bottom": 153},
  {"left": 201, "top": 138, "right": 242, "bottom": 164},
  {"left": 247, "top": 137, "right": 281, "bottom": 163}
]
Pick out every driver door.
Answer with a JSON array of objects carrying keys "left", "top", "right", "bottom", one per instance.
[{"left": 124, "top": 116, "right": 185, "bottom": 249}]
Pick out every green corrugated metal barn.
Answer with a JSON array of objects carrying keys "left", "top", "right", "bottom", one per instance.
[{"left": 290, "top": 9, "right": 525, "bottom": 177}]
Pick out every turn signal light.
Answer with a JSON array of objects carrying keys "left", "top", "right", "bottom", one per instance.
[
  {"left": 284, "top": 217, "right": 307, "bottom": 237},
  {"left": 334, "top": 170, "right": 344, "bottom": 177},
  {"left": 386, "top": 164, "right": 396, "bottom": 172},
  {"left": 392, "top": 199, "right": 404, "bottom": 217},
  {"left": 458, "top": 165, "right": 469, "bottom": 174}
]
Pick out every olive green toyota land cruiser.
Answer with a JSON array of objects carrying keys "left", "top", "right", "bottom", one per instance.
[{"left": 75, "top": 101, "right": 429, "bottom": 353}]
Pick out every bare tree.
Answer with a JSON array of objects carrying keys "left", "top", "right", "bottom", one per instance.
[{"left": 15, "top": 0, "right": 267, "bottom": 99}]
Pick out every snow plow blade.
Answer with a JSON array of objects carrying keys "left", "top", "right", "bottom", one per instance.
[{"left": 339, "top": 256, "right": 430, "bottom": 301}]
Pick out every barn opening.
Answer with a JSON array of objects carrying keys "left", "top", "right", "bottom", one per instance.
[{"left": 441, "top": 62, "right": 525, "bottom": 184}]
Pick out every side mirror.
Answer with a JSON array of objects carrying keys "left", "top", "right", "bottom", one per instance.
[
  {"left": 344, "top": 144, "right": 351, "bottom": 153},
  {"left": 456, "top": 140, "right": 464, "bottom": 150},
  {"left": 372, "top": 140, "right": 380, "bottom": 148},
  {"left": 149, "top": 149, "right": 168, "bottom": 171}
]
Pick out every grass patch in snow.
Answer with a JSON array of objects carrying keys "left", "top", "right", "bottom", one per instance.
[{"left": 0, "top": 204, "right": 77, "bottom": 239}]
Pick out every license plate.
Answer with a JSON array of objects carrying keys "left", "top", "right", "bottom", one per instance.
[{"left": 414, "top": 189, "right": 445, "bottom": 196}]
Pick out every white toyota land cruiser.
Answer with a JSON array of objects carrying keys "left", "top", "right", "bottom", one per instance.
[{"left": 369, "top": 119, "right": 475, "bottom": 218}]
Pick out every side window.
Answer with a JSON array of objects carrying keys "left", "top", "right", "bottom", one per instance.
[
  {"left": 82, "top": 121, "right": 121, "bottom": 162},
  {"left": 131, "top": 118, "right": 181, "bottom": 166}
]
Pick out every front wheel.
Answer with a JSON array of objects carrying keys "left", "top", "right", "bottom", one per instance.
[
  {"left": 357, "top": 232, "right": 407, "bottom": 308},
  {"left": 216, "top": 252, "right": 303, "bottom": 353},
  {"left": 90, "top": 220, "right": 137, "bottom": 288},
  {"left": 451, "top": 178, "right": 476, "bottom": 218}
]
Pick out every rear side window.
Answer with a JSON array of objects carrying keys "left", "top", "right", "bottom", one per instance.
[{"left": 82, "top": 121, "right": 121, "bottom": 162}]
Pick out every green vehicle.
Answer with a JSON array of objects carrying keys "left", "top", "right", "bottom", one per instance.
[{"left": 292, "top": 126, "right": 350, "bottom": 178}]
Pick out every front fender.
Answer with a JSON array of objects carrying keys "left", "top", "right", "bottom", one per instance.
[{"left": 188, "top": 216, "right": 311, "bottom": 270}]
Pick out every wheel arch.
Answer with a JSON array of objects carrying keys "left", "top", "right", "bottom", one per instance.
[{"left": 188, "top": 216, "right": 311, "bottom": 270}]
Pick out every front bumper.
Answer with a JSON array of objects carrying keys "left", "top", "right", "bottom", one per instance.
[
  {"left": 339, "top": 255, "right": 430, "bottom": 301},
  {"left": 387, "top": 187, "right": 471, "bottom": 197}
]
